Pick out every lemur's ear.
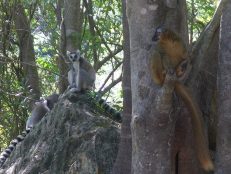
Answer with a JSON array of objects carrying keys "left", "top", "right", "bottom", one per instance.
[
  {"left": 76, "top": 49, "right": 80, "bottom": 54},
  {"left": 152, "top": 26, "right": 165, "bottom": 41},
  {"left": 66, "top": 50, "right": 71, "bottom": 56},
  {"left": 81, "top": 53, "right": 85, "bottom": 58}
]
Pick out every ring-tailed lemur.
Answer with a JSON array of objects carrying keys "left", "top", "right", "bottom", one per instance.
[
  {"left": 66, "top": 50, "right": 121, "bottom": 122},
  {"left": 67, "top": 50, "right": 96, "bottom": 92},
  {"left": 0, "top": 94, "right": 59, "bottom": 168}
]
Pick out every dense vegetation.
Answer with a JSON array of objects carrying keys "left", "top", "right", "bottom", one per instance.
[{"left": 0, "top": 0, "right": 216, "bottom": 151}]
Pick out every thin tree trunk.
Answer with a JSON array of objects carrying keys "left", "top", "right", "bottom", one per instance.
[
  {"left": 57, "top": 0, "right": 83, "bottom": 93},
  {"left": 83, "top": 0, "right": 98, "bottom": 66},
  {"left": 13, "top": 4, "right": 41, "bottom": 109},
  {"left": 57, "top": 0, "right": 68, "bottom": 93},
  {"left": 111, "top": 0, "right": 132, "bottom": 173},
  {"left": 64, "top": 0, "right": 82, "bottom": 51}
]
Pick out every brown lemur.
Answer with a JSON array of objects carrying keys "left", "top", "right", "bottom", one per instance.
[{"left": 149, "top": 27, "right": 214, "bottom": 172}]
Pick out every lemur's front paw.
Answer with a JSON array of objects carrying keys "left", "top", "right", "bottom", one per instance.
[
  {"left": 177, "top": 60, "right": 192, "bottom": 82},
  {"left": 68, "top": 84, "right": 77, "bottom": 90},
  {"left": 68, "top": 85, "right": 74, "bottom": 89},
  {"left": 70, "top": 88, "right": 81, "bottom": 93}
]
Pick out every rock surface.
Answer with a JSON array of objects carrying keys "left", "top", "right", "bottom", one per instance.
[{"left": 0, "top": 92, "right": 120, "bottom": 174}]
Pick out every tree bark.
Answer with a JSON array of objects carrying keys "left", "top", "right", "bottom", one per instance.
[
  {"left": 64, "top": 0, "right": 82, "bottom": 51},
  {"left": 216, "top": 0, "right": 231, "bottom": 173},
  {"left": 13, "top": 3, "right": 41, "bottom": 109},
  {"left": 111, "top": 0, "right": 132, "bottom": 173},
  {"left": 57, "top": 0, "right": 69, "bottom": 93}
]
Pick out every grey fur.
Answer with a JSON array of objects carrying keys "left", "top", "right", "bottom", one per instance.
[{"left": 26, "top": 100, "right": 50, "bottom": 130}]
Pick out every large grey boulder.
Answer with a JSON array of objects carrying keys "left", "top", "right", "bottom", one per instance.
[{"left": 0, "top": 92, "right": 120, "bottom": 174}]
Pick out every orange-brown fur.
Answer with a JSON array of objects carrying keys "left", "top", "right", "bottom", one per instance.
[
  {"left": 159, "top": 30, "right": 188, "bottom": 63},
  {"left": 150, "top": 28, "right": 214, "bottom": 172}
]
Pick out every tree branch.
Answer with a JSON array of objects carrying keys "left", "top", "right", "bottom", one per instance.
[
  {"left": 98, "top": 61, "right": 122, "bottom": 92},
  {"left": 95, "top": 47, "right": 123, "bottom": 71},
  {"left": 83, "top": 0, "right": 98, "bottom": 65},
  {"left": 98, "top": 74, "right": 122, "bottom": 96}
]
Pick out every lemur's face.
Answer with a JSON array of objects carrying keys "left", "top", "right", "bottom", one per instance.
[
  {"left": 152, "top": 27, "right": 163, "bottom": 41},
  {"left": 67, "top": 50, "right": 81, "bottom": 62}
]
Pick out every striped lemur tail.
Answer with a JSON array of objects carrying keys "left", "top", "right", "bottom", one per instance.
[
  {"left": 0, "top": 129, "right": 31, "bottom": 167},
  {"left": 95, "top": 94, "right": 122, "bottom": 122},
  {"left": 0, "top": 94, "right": 59, "bottom": 168}
]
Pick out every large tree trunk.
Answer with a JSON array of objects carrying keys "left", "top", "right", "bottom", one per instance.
[
  {"left": 215, "top": 0, "right": 231, "bottom": 173},
  {"left": 111, "top": 0, "right": 132, "bottom": 173},
  {"left": 126, "top": 1, "right": 187, "bottom": 173},
  {"left": 13, "top": 4, "right": 41, "bottom": 108}
]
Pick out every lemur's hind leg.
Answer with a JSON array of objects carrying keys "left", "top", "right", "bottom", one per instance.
[{"left": 68, "top": 69, "right": 77, "bottom": 90}]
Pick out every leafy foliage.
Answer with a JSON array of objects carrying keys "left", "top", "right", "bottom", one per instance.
[
  {"left": 0, "top": 0, "right": 217, "bottom": 150},
  {"left": 187, "top": 0, "right": 216, "bottom": 43},
  {"left": 0, "top": 0, "right": 123, "bottom": 148}
]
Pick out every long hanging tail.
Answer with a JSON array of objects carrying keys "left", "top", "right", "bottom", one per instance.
[
  {"left": 0, "top": 129, "right": 31, "bottom": 168},
  {"left": 174, "top": 81, "right": 214, "bottom": 172}
]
